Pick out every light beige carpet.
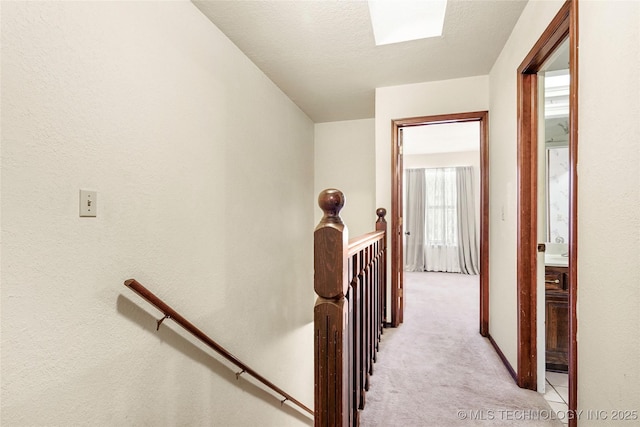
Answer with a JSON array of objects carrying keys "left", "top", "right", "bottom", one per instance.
[{"left": 359, "top": 272, "right": 562, "bottom": 426}]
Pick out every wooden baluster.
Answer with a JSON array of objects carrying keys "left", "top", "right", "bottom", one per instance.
[
  {"left": 365, "top": 246, "right": 372, "bottom": 387},
  {"left": 371, "top": 242, "right": 378, "bottom": 364},
  {"left": 372, "top": 244, "right": 377, "bottom": 367},
  {"left": 376, "top": 208, "right": 387, "bottom": 339},
  {"left": 353, "top": 250, "right": 362, "bottom": 413},
  {"left": 361, "top": 252, "right": 368, "bottom": 411},
  {"left": 360, "top": 248, "right": 367, "bottom": 395},
  {"left": 350, "top": 252, "right": 362, "bottom": 423},
  {"left": 360, "top": 248, "right": 369, "bottom": 396},
  {"left": 372, "top": 240, "right": 379, "bottom": 360},
  {"left": 314, "top": 189, "right": 350, "bottom": 427},
  {"left": 375, "top": 239, "right": 381, "bottom": 352}
]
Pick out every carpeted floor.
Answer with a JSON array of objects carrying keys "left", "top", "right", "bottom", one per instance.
[{"left": 359, "top": 272, "right": 562, "bottom": 426}]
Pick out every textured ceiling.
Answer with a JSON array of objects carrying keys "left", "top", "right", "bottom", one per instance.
[{"left": 193, "top": 0, "right": 528, "bottom": 123}]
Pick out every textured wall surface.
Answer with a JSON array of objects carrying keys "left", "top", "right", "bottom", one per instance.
[
  {"left": 314, "top": 119, "right": 376, "bottom": 237},
  {"left": 1, "top": 2, "right": 314, "bottom": 425},
  {"left": 577, "top": 1, "right": 640, "bottom": 423}
]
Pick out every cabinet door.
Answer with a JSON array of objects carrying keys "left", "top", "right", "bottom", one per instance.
[{"left": 546, "top": 290, "right": 569, "bottom": 371}]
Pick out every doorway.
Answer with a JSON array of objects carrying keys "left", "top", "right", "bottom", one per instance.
[
  {"left": 391, "top": 111, "right": 489, "bottom": 334},
  {"left": 516, "top": 0, "right": 578, "bottom": 425}
]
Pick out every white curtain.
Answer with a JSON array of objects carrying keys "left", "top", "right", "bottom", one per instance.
[
  {"left": 456, "top": 167, "right": 479, "bottom": 274},
  {"left": 404, "top": 167, "right": 479, "bottom": 275},
  {"left": 405, "top": 169, "right": 426, "bottom": 271}
]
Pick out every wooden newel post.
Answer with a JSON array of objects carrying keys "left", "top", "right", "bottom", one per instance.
[{"left": 314, "top": 189, "right": 350, "bottom": 427}]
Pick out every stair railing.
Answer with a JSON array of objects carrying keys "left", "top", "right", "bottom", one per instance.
[
  {"left": 123, "top": 279, "right": 313, "bottom": 417},
  {"left": 313, "top": 189, "right": 387, "bottom": 426}
]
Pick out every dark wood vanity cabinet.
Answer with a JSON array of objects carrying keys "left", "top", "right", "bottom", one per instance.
[{"left": 545, "top": 266, "right": 569, "bottom": 372}]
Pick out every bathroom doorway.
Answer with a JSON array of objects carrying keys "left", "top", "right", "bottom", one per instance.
[{"left": 516, "top": 0, "right": 578, "bottom": 424}]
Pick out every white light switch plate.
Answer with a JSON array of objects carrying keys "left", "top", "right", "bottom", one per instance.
[{"left": 79, "top": 190, "right": 97, "bottom": 217}]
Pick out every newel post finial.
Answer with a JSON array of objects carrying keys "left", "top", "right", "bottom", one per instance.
[
  {"left": 318, "top": 188, "right": 345, "bottom": 223},
  {"left": 376, "top": 207, "right": 387, "bottom": 233}
]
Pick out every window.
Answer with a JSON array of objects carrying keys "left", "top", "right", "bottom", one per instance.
[{"left": 424, "top": 168, "right": 457, "bottom": 246}]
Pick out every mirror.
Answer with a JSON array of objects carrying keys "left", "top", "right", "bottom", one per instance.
[
  {"left": 542, "top": 39, "right": 570, "bottom": 247},
  {"left": 546, "top": 143, "right": 569, "bottom": 244}
]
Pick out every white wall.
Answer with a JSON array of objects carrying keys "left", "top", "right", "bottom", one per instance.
[
  {"left": 314, "top": 119, "right": 376, "bottom": 237},
  {"left": 577, "top": 1, "right": 640, "bottom": 422},
  {"left": 1, "top": 2, "right": 314, "bottom": 426},
  {"left": 490, "top": 0, "right": 640, "bottom": 420},
  {"left": 488, "top": 0, "right": 566, "bottom": 372}
]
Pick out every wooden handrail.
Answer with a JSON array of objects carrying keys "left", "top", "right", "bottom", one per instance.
[
  {"left": 348, "top": 231, "right": 384, "bottom": 256},
  {"left": 123, "top": 278, "right": 313, "bottom": 417}
]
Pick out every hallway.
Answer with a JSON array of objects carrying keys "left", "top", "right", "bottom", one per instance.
[{"left": 360, "top": 272, "right": 562, "bottom": 426}]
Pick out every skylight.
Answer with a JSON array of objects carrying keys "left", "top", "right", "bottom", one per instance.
[{"left": 368, "top": 0, "right": 447, "bottom": 46}]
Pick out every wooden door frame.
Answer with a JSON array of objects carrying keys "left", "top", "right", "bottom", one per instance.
[
  {"left": 516, "top": 1, "right": 578, "bottom": 425},
  {"left": 391, "top": 111, "right": 490, "bottom": 335}
]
